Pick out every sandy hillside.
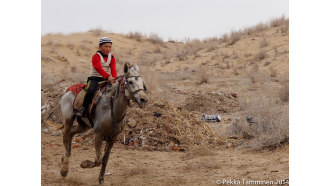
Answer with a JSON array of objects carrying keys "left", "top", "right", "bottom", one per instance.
[{"left": 41, "top": 17, "right": 289, "bottom": 185}]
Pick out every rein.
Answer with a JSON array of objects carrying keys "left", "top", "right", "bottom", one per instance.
[{"left": 102, "top": 75, "right": 144, "bottom": 127}]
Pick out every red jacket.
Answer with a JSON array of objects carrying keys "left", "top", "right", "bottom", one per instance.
[{"left": 91, "top": 52, "right": 117, "bottom": 79}]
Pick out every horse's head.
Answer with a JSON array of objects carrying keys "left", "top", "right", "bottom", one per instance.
[{"left": 123, "top": 63, "right": 148, "bottom": 108}]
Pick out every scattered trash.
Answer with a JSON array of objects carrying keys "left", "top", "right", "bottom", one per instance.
[
  {"left": 125, "top": 136, "right": 144, "bottom": 147},
  {"left": 105, "top": 172, "right": 112, "bottom": 176},
  {"left": 229, "top": 135, "right": 238, "bottom": 139},
  {"left": 226, "top": 142, "right": 235, "bottom": 149},
  {"left": 202, "top": 114, "right": 221, "bottom": 122},
  {"left": 72, "top": 144, "right": 81, "bottom": 148},
  {"left": 153, "top": 112, "right": 162, "bottom": 117},
  {"left": 42, "top": 128, "right": 49, "bottom": 134},
  {"left": 51, "top": 130, "right": 62, "bottom": 136},
  {"left": 246, "top": 116, "right": 256, "bottom": 124},
  {"left": 75, "top": 137, "right": 83, "bottom": 143}
]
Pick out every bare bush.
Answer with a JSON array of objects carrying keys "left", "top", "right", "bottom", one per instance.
[
  {"left": 228, "top": 95, "right": 289, "bottom": 150},
  {"left": 148, "top": 33, "right": 163, "bottom": 44},
  {"left": 243, "top": 22, "right": 268, "bottom": 35},
  {"left": 279, "top": 72, "right": 289, "bottom": 102},
  {"left": 232, "top": 50, "right": 240, "bottom": 59},
  {"left": 88, "top": 27, "right": 105, "bottom": 36},
  {"left": 196, "top": 66, "right": 209, "bottom": 84},
  {"left": 128, "top": 31, "right": 143, "bottom": 41},
  {"left": 259, "top": 38, "right": 269, "bottom": 48},
  {"left": 280, "top": 24, "right": 289, "bottom": 34},
  {"left": 228, "top": 30, "right": 241, "bottom": 45},
  {"left": 253, "top": 23, "right": 269, "bottom": 32},
  {"left": 270, "top": 15, "right": 288, "bottom": 27},
  {"left": 247, "top": 64, "right": 269, "bottom": 84},
  {"left": 203, "top": 37, "right": 220, "bottom": 52},
  {"left": 254, "top": 50, "right": 268, "bottom": 61},
  {"left": 153, "top": 47, "right": 161, "bottom": 53},
  {"left": 176, "top": 48, "right": 188, "bottom": 61},
  {"left": 221, "top": 34, "right": 229, "bottom": 42},
  {"left": 186, "top": 39, "right": 204, "bottom": 54}
]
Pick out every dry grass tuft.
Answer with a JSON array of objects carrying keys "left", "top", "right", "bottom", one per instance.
[
  {"left": 183, "top": 157, "right": 221, "bottom": 170},
  {"left": 228, "top": 94, "right": 289, "bottom": 150},
  {"left": 186, "top": 146, "right": 215, "bottom": 158},
  {"left": 129, "top": 166, "right": 148, "bottom": 176}
]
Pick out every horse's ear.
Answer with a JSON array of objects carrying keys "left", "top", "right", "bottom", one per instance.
[
  {"left": 143, "top": 82, "right": 147, "bottom": 92},
  {"left": 124, "top": 63, "right": 131, "bottom": 73},
  {"left": 133, "top": 64, "right": 139, "bottom": 72}
]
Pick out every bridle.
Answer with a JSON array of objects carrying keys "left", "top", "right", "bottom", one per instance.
[{"left": 120, "top": 75, "right": 145, "bottom": 96}]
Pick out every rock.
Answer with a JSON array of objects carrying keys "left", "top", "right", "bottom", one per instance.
[{"left": 231, "top": 93, "right": 237, "bottom": 98}]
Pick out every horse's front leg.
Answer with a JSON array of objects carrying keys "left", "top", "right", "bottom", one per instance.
[
  {"left": 80, "top": 132, "right": 103, "bottom": 168},
  {"left": 98, "top": 134, "right": 118, "bottom": 184}
]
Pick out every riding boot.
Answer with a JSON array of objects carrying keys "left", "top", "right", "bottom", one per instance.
[{"left": 76, "top": 107, "right": 87, "bottom": 117}]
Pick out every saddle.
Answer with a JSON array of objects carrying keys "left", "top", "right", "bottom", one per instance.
[{"left": 65, "top": 82, "right": 118, "bottom": 117}]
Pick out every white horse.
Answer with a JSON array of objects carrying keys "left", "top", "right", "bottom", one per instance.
[{"left": 60, "top": 63, "right": 148, "bottom": 184}]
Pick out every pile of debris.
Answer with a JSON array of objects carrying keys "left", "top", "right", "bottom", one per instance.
[{"left": 117, "top": 99, "right": 224, "bottom": 151}]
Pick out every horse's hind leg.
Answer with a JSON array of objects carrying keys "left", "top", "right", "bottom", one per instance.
[
  {"left": 60, "top": 117, "right": 75, "bottom": 177},
  {"left": 60, "top": 116, "right": 90, "bottom": 177},
  {"left": 99, "top": 135, "right": 118, "bottom": 184}
]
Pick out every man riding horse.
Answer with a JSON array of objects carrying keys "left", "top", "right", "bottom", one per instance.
[{"left": 76, "top": 37, "right": 117, "bottom": 117}]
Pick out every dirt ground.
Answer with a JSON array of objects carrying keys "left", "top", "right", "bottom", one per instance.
[
  {"left": 41, "top": 18, "right": 289, "bottom": 185},
  {"left": 41, "top": 132, "right": 288, "bottom": 186}
]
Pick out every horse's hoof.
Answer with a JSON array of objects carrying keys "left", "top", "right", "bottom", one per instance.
[
  {"left": 99, "top": 177, "right": 104, "bottom": 184},
  {"left": 80, "top": 160, "right": 94, "bottom": 168},
  {"left": 60, "top": 170, "right": 68, "bottom": 177}
]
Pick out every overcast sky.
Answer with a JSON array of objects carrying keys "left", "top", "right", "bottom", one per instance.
[{"left": 42, "top": 0, "right": 288, "bottom": 40}]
